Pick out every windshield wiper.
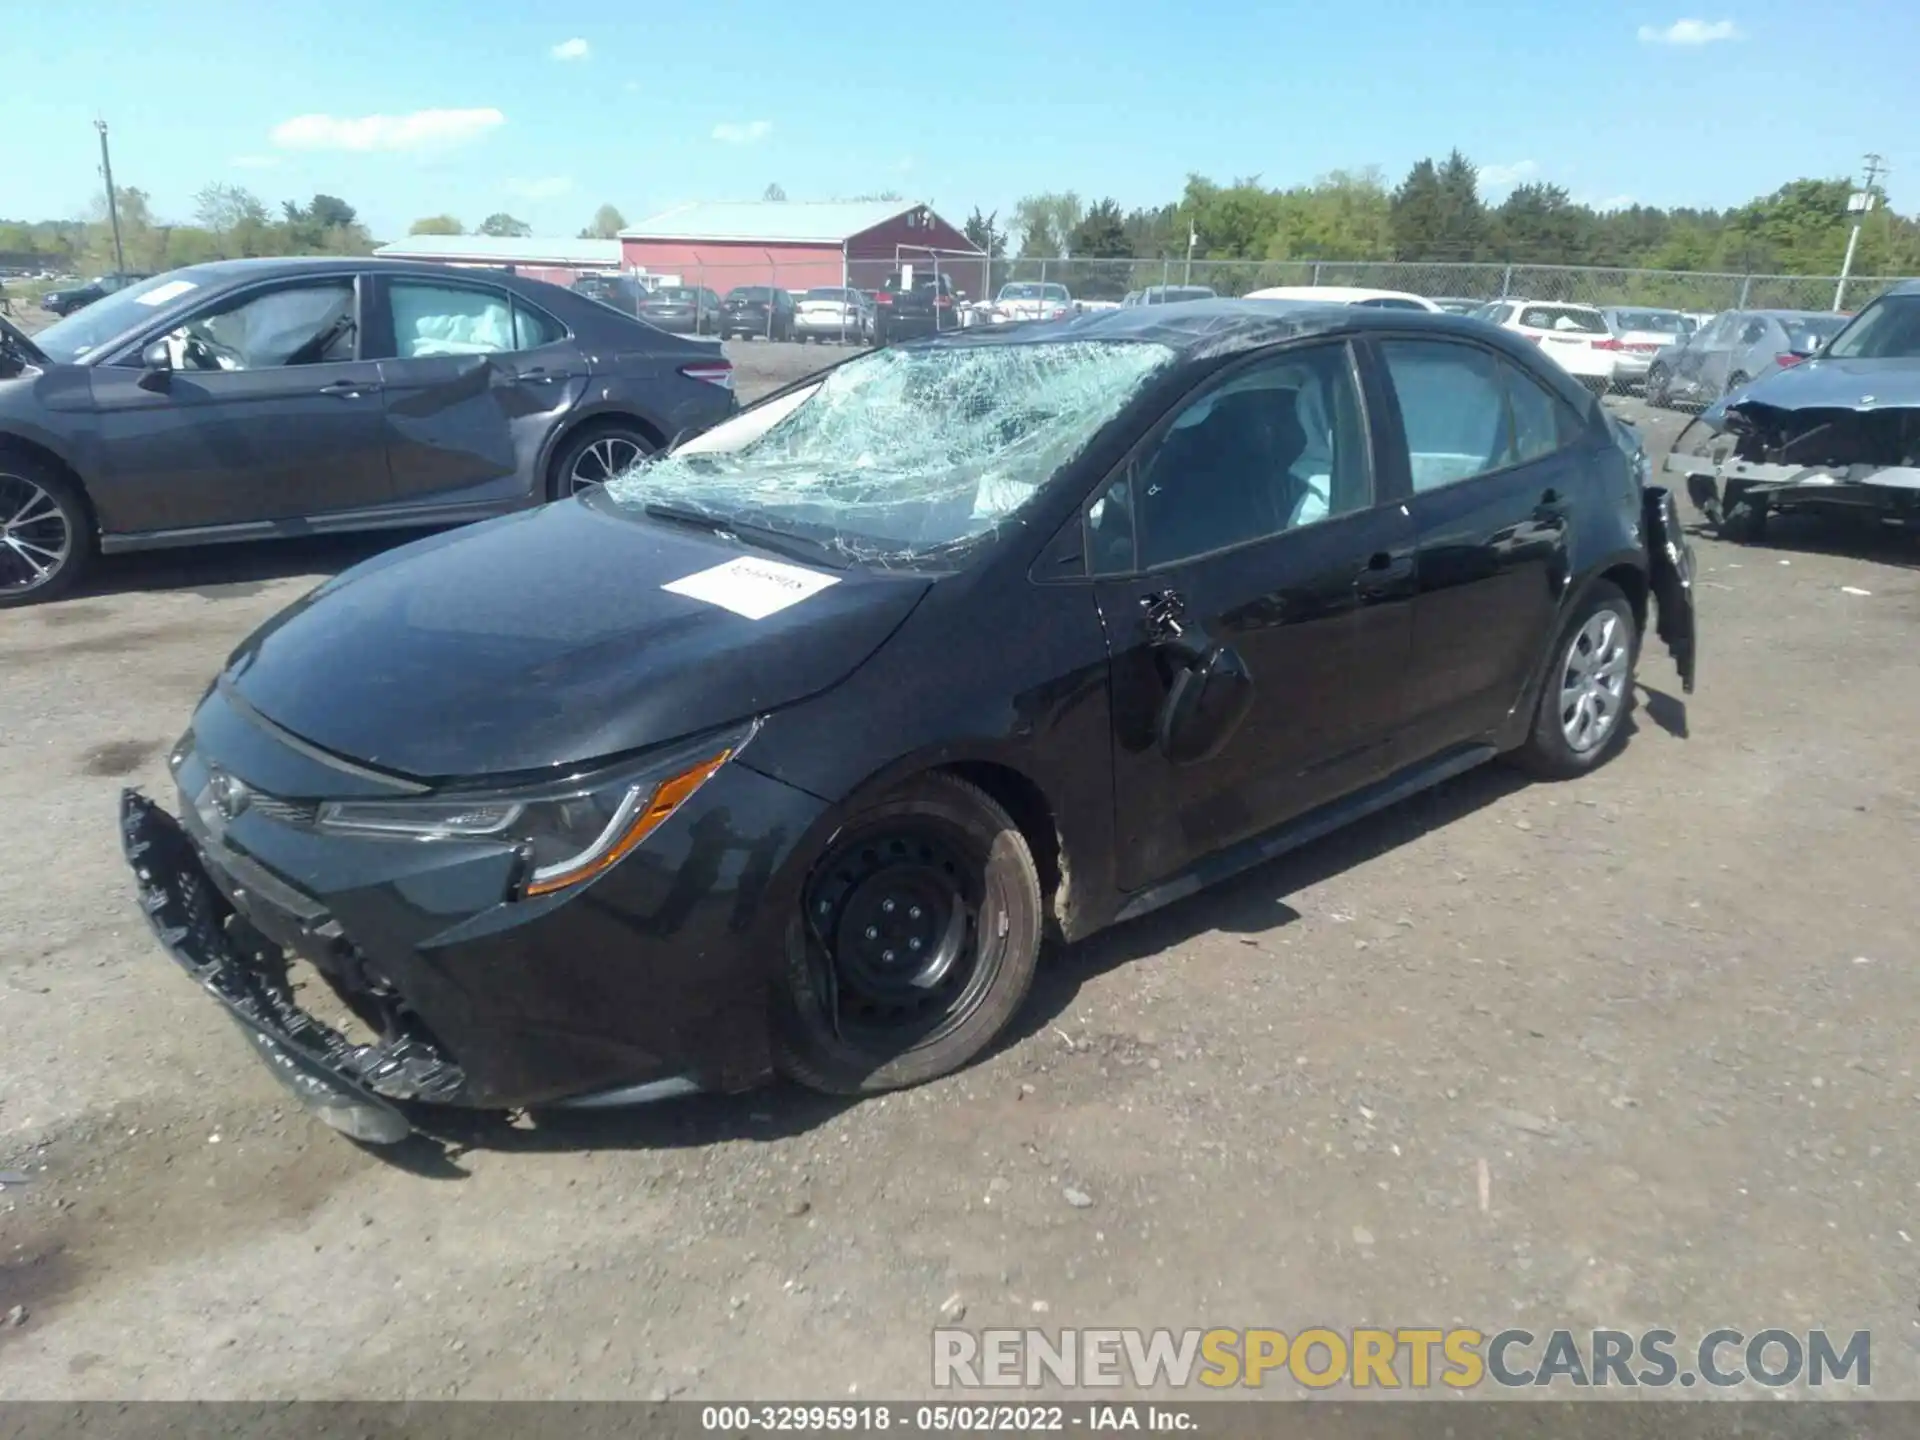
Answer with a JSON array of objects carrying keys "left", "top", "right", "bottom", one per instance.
[{"left": 641, "top": 501, "right": 850, "bottom": 569}]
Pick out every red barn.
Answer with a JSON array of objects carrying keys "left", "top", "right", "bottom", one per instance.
[{"left": 619, "top": 200, "right": 988, "bottom": 301}]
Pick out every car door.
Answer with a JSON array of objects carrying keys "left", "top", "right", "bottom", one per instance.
[
  {"left": 370, "top": 274, "right": 584, "bottom": 510},
  {"left": 1728, "top": 317, "right": 1775, "bottom": 389},
  {"left": 85, "top": 274, "right": 390, "bottom": 536},
  {"left": 1093, "top": 340, "right": 1417, "bottom": 891},
  {"left": 1368, "top": 335, "right": 1584, "bottom": 760}
]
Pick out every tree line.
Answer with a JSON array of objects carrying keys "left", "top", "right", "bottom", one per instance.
[{"left": 971, "top": 151, "right": 1919, "bottom": 297}]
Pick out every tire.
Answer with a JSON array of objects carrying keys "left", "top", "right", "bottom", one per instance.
[
  {"left": 1717, "top": 482, "right": 1769, "bottom": 542},
  {"left": 546, "top": 421, "right": 656, "bottom": 502},
  {"left": 1507, "top": 581, "right": 1638, "bottom": 779},
  {"left": 1646, "top": 364, "right": 1670, "bottom": 408},
  {"left": 1726, "top": 371, "right": 1750, "bottom": 397},
  {"left": 773, "top": 772, "right": 1043, "bottom": 1096},
  {"left": 0, "top": 451, "right": 91, "bottom": 609}
]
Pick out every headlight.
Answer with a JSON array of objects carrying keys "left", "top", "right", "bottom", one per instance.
[{"left": 314, "top": 723, "right": 755, "bottom": 898}]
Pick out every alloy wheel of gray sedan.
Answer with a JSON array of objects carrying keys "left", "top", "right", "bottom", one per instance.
[
  {"left": 1559, "top": 610, "right": 1631, "bottom": 753},
  {"left": 0, "top": 471, "right": 72, "bottom": 597},
  {"left": 568, "top": 435, "right": 648, "bottom": 495}
]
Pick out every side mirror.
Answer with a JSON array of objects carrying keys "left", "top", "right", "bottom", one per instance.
[
  {"left": 136, "top": 338, "right": 173, "bottom": 390},
  {"left": 1156, "top": 644, "right": 1254, "bottom": 766}
]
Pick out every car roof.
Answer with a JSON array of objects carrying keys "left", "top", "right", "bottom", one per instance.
[
  {"left": 1243, "top": 285, "right": 1433, "bottom": 306},
  {"left": 930, "top": 297, "right": 1539, "bottom": 362}
]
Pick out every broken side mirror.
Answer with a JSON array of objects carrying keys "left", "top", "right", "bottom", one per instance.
[{"left": 1156, "top": 644, "right": 1254, "bottom": 766}]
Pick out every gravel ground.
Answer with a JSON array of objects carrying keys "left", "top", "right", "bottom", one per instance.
[{"left": 2, "top": 344, "right": 1917, "bottom": 1400}]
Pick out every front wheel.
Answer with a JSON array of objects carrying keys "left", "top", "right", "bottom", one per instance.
[
  {"left": 773, "top": 773, "right": 1043, "bottom": 1095},
  {"left": 1508, "top": 582, "right": 1638, "bottom": 779},
  {"left": 0, "top": 453, "right": 91, "bottom": 608},
  {"left": 1645, "top": 364, "right": 1670, "bottom": 408}
]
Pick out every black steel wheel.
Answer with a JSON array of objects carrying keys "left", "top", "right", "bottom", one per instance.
[{"left": 774, "top": 773, "right": 1042, "bottom": 1094}]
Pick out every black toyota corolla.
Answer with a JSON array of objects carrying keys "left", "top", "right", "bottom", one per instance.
[{"left": 122, "top": 301, "right": 1696, "bottom": 1144}]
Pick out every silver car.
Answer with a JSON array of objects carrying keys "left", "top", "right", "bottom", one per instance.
[
  {"left": 1598, "top": 306, "right": 1695, "bottom": 389},
  {"left": 1647, "top": 309, "right": 1850, "bottom": 407}
]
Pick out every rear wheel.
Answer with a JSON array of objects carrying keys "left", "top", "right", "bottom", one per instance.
[
  {"left": 1508, "top": 582, "right": 1638, "bottom": 779},
  {"left": 0, "top": 453, "right": 90, "bottom": 608},
  {"left": 774, "top": 773, "right": 1043, "bottom": 1095},
  {"left": 1646, "top": 363, "right": 1671, "bottom": 408},
  {"left": 548, "top": 422, "right": 656, "bottom": 501}
]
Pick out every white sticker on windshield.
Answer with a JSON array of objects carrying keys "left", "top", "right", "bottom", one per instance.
[
  {"left": 136, "top": 279, "right": 198, "bottom": 307},
  {"left": 662, "top": 556, "right": 839, "bottom": 620}
]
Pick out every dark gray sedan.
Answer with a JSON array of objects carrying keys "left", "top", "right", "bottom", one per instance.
[{"left": 0, "top": 257, "right": 737, "bottom": 606}]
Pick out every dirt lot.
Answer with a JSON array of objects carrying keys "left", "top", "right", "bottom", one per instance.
[{"left": 2, "top": 344, "right": 1916, "bottom": 1400}]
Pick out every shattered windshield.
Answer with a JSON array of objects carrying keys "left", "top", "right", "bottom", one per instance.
[
  {"left": 604, "top": 340, "right": 1176, "bottom": 565},
  {"left": 1821, "top": 295, "right": 1919, "bottom": 359}
]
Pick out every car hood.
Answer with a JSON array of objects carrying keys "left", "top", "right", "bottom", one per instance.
[
  {"left": 222, "top": 496, "right": 931, "bottom": 780},
  {"left": 1698, "top": 355, "right": 1920, "bottom": 426}
]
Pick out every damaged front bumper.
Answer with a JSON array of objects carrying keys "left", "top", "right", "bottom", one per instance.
[
  {"left": 1666, "top": 378, "right": 1920, "bottom": 530},
  {"left": 121, "top": 791, "right": 433, "bottom": 1144}
]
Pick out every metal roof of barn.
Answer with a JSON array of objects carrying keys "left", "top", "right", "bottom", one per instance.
[
  {"left": 372, "top": 236, "right": 624, "bottom": 266},
  {"left": 620, "top": 200, "right": 931, "bottom": 245}
]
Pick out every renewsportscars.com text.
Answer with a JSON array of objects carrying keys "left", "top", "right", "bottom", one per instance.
[{"left": 931, "top": 1327, "right": 1871, "bottom": 1391}]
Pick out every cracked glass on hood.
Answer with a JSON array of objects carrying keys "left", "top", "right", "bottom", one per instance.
[{"left": 605, "top": 340, "right": 1176, "bottom": 564}]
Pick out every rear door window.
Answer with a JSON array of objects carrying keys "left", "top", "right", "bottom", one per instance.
[
  {"left": 387, "top": 281, "right": 519, "bottom": 357},
  {"left": 1377, "top": 339, "right": 1512, "bottom": 491}
]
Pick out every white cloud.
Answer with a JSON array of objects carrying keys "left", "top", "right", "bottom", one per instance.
[
  {"left": 1477, "top": 159, "right": 1539, "bottom": 191},
  {"left": 1587, "top": 193, "right": 1638, "bottom": 212},
  {"left": 231, "top": 154, "right": 281, "bottom": 170},
  {"left": 271, "top": 108, "right": 505, "bottom": 153},
  {"left": 508, "top": 175, "right": 575, "bottom": 200},
  {"left": 551, "top": 37, "right": 590, "bottom": 60},
  {"left": 624, "top": 80, "right": 639, "bottom": 93},
  {"left": 1637, "top": 18, "right": 1740, "bottom": 45},
  {"left": 711, "top": 119, "right": 772, "bottom": 145}
]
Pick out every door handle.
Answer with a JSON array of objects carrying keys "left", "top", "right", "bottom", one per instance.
[
  {"left": 1356, "top": 552, "right": 1413, "bottom": 594},
  {"left": 516, "top": 366, "right": 563, "bottom": 381},
  {"left": 317, "top": 378, "right": 376, "bottom": 398}
]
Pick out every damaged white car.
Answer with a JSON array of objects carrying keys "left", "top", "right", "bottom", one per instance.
[{"left": 1668, "top": 280, "right": 1920, "bottom": 541}]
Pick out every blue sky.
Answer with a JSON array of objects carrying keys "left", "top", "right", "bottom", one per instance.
[{"left": 2, "top": 0, "right": 1913, "bottom": 242}]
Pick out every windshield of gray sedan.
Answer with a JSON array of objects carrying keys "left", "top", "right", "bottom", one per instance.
[
  {"left": 605, "top": 340, "right": 1176, "bottom": 562},
  {"left": 33, "top": 272, "right": 203, "bottom": 363}
]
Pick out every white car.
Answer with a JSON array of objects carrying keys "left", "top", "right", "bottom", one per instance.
[
  {"left": 1476, "top": 300, "right": 1619, "bottom": 392},
  {"left": 991, "top": 282, "right": 1073, "bottom": 324},
  {"left": 792, "top": 286, "right": 872, "bottom": 344},
  {"left": 1243, "top": 285, "right": 1440, "bottom": 312}
]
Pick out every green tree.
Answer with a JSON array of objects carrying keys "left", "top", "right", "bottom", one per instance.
[
  {"left": 409, "top": 214, "right": 465, "bottom": 236},
  {"left": 963, "top": 207, "right": 1005, "bottom": 257},
  {"left": 578, "top": 203, "right": 626, "bottom": 239},
  {"left": 1012, "top": 191, "right": 1083, "bottom": 256},
  {"left": 476, "top": 213, "right": 532, "bottom": 238},
  {"left": 1490, "top": 183, "right": 1587, "bottom": 264}
]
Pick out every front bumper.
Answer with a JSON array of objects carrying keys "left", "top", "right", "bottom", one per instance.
[
  {"left": 120, "top": 700, "right": 831, "bottom": 1130},
  {"left": 1666, "top": 452, "right": 1920, "bottom": 521}
]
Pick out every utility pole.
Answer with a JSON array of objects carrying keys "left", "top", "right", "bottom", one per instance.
[
  {"left": 96, "top": 119, "right": 126, "bottom": 275},
  {"left": 1834, "top": 152, "right": 1884, "bottom": 312}
]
